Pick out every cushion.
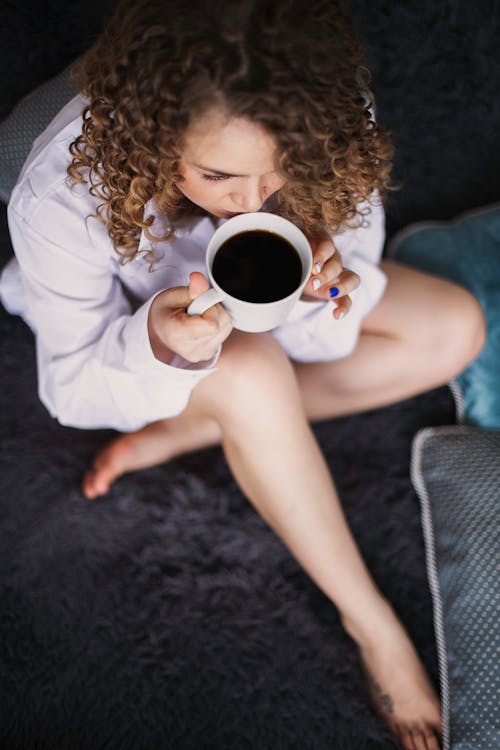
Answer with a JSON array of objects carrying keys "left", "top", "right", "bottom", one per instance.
[
  {"left": 388, "top": 204, "right": 500, "bottom": 429},
  {"left": 411, "top": 425, "right": 500, "bottom": 750},
  {"left": 0, "top": 63, "right": 77, "bottom": 203}
]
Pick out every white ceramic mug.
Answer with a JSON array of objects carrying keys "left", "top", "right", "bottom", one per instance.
[{"left": 187, "top": 212, "right": 312, "bottom": 333}]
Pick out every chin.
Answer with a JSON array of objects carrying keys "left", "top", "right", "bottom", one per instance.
[
  {"left": 220, "top": 210, "right": 245, "bottom": 219},
  {"left": 210, "top": 210, "right": 235, "bottom": 219}
]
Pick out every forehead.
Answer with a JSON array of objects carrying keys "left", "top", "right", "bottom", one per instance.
[{"left": 181, "top": 110, "right": 279, "bottom": 174}]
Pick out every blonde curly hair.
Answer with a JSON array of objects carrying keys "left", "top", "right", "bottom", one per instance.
[{"left": 68, "top": 0, "right": 394, "bottom": 261}]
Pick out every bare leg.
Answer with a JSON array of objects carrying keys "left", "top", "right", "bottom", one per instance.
[
  {"left": 83, "top": 414, "right": 220, "bottom": 499},
  {"left": 84, "top": 260, "right": 485, "bottom": 496},
  {"left": 295, "top": 260, "right": 486, "bottom": 419},
  {"left": 190, "top": 332, "right": 442, "bottom": 747},
  {"left": 87, "top": 329, "right": 442, "bottom": 748}
]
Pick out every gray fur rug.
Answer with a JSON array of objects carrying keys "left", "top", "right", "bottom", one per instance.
[{"left": 0, "top": 296, "right": 453, "bottom": 749}]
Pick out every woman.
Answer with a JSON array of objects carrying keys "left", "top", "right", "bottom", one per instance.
[{"left": 0, "top": 1, "right": 485, "bottom": 745}]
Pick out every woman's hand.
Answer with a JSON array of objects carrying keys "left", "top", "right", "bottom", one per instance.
[
  {"left": 302, "top": 236, "right": 360, "bottom": 319},
  {"left": 148, "top": 272, "right": 233, "bottom": 364}
]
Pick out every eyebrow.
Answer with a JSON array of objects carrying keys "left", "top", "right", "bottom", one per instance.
[{"left": 193, "top": 162, "right": 246, "bottom": 178}]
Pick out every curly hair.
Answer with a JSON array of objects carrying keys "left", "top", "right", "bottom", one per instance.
[{"left": 68, "top": 0, "right": 394, "bottom": 261}]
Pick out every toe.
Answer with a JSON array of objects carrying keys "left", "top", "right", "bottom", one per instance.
[
  {"left": 82, "top": 472, "right": 98, "bottom": 500},
  {"left": 412, "top": 727, "right": 430, "bottom": 750},
  {"left": 396, "top": 724, "right": 442, "bottom": 750},
  {"left": 396, "top": 725, "right": 417, "bottom": 750},
  {"left": 82, "top": 468, "right": 111, "bottom": 500},
  {"left": 423, "top": 725, "right": 442, "bottom": 750}
]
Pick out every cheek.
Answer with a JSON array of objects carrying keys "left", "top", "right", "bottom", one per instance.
[
  {"left": 268, "top": 175, "right": 287, "bottom": 194},
  {"left": 176, "top": 178, "right": 203, "bottom": 202}
]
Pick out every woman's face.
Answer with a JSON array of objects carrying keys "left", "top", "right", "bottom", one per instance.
[{"left": 176, "top": 109, "right": 286, "bottom": 219}]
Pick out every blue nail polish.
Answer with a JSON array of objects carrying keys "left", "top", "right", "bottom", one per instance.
[{"left": 329, "top": 287, "right": 339, "bottom": 298}]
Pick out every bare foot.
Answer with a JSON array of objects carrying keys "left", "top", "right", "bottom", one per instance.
[
  {"left": 344, "top": 607, "right": 442, "bottom": 750},
  {"left": 83, "top": 415, "right": 220, "bottom": 499}
]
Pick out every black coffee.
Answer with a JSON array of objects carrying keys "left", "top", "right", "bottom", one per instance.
[{"left": 212, "top": 230, "right": 302, "bottom": 303}]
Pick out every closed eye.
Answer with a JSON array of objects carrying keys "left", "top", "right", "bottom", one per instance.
[{"left": 202, "top": 173, "right": 232, "bottom": 182}]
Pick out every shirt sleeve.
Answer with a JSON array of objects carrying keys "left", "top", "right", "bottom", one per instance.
[
  {"left": 7, "top": 188, "right": 219, "bottom": 432},
  {"left": 332, "top": 192, "right": 388, "bottom": 317}
]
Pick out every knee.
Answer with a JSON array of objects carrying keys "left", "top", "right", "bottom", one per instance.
[
  {"left": 218, "top": 331, "right": 294, "bottom": 396},
  {"left": 195, "top": 331, "right": 297, "bottom": 419},
  {"left": 464, "top": 290, "right": 487, "bottom": 362},
  {"left": 432, "top": 285, "right": 486, "bottom": 379}
]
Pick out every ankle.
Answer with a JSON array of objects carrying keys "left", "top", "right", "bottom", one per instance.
[{"left": 340, "top": 597, "right": 400, "bottom": 648}]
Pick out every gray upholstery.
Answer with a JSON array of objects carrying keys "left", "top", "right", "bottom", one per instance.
[
  {"left": 412, "top": 426, "right": 500, "bottom": 750},
  {"left": 0, "top": 63, "right": 77, "bottom": 203}
]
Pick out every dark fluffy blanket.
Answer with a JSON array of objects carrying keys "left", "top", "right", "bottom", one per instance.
[
  {"left": 1, "top": 1, "right": 498, "bottom": 748},
  {"left": 0, "top": 302, "right": 453, "bottom": 749}
]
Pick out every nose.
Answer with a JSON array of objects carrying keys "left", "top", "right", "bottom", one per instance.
[{"left": 230, "top": 179, "right": 265, "bottom": 212}]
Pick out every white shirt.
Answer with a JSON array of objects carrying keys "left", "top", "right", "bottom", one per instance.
[{"left": 0, "top": 95, "right": 387, "bottom": 432}]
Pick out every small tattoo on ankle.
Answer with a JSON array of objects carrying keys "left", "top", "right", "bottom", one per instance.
[{"left": 369, "top": 676, "right": 394, "bottom": 715}]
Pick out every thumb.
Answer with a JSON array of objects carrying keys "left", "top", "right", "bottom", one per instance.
[
  {"left": 160, "top": 272, "right": 210, "bottom": 310},
  {"left": 188, "top": 271, "right": 210, "bottom": 300}
]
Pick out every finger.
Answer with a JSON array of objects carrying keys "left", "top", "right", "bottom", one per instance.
[
  {"left": 328, "top": 269, "right": 360, "bottom": 297},
  {"left": 332, "top": 294, "right": 352, "bottom": 320},
  {"left": 187, "top": 273, "right": 233, "bottom": 330},
  {"left": 311, "top": 238, "right": 342, "bottom": 279},
  {"left": 200, "top": 301, "right": 233, "bottom": 332},
  {"left": 174, "top": 308, "right": 220, "bottom": 338},
  {"left": 161, "top": 271, "right": 211, "bottom": 314},
  {"left": 166, "top": 312, "right": 230, "bottom": 362},
  {"left": 188, "top": 271, "right": 210, "bottom": 299},
  {"left": 159, "top": 279, "right": 208, "bottom": 312},
  {"left": 307, "top": 269, "right": 360, "bottom": 300},
  {"left": 178, "top": 297, "right": 233, "bottom": 338}
]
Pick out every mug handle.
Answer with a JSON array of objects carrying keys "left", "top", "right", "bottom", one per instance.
[{"left": 187, "top": 287, "right": 225, "bottom": 317}]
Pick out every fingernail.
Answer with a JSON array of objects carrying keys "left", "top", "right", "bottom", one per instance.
[
  {"left": 337, "top": 310, "right": 345, "bottom": 320},
  {"left": 312, "top": 278, "right": 321, "bottom": 291},
  {"left": 314, "top": 261, "right": 322, "bottom": 274},
  {"left": 329, "top": 287, "right": 339, "bottom": 298}
]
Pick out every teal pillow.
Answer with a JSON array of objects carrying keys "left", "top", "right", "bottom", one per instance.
[
  {"left": 0, "top": 63, "right": 77, "bottom": 204},
  {"left": 388, "top": 205, "right": 500, "bottom": 429},
  {"left": 411, "top": 426, "right": 500, "bottom": 750}
]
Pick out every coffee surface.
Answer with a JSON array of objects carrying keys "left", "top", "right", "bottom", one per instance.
[{"left": 212, "top": 230, "right": 302, "bottom": 303}]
